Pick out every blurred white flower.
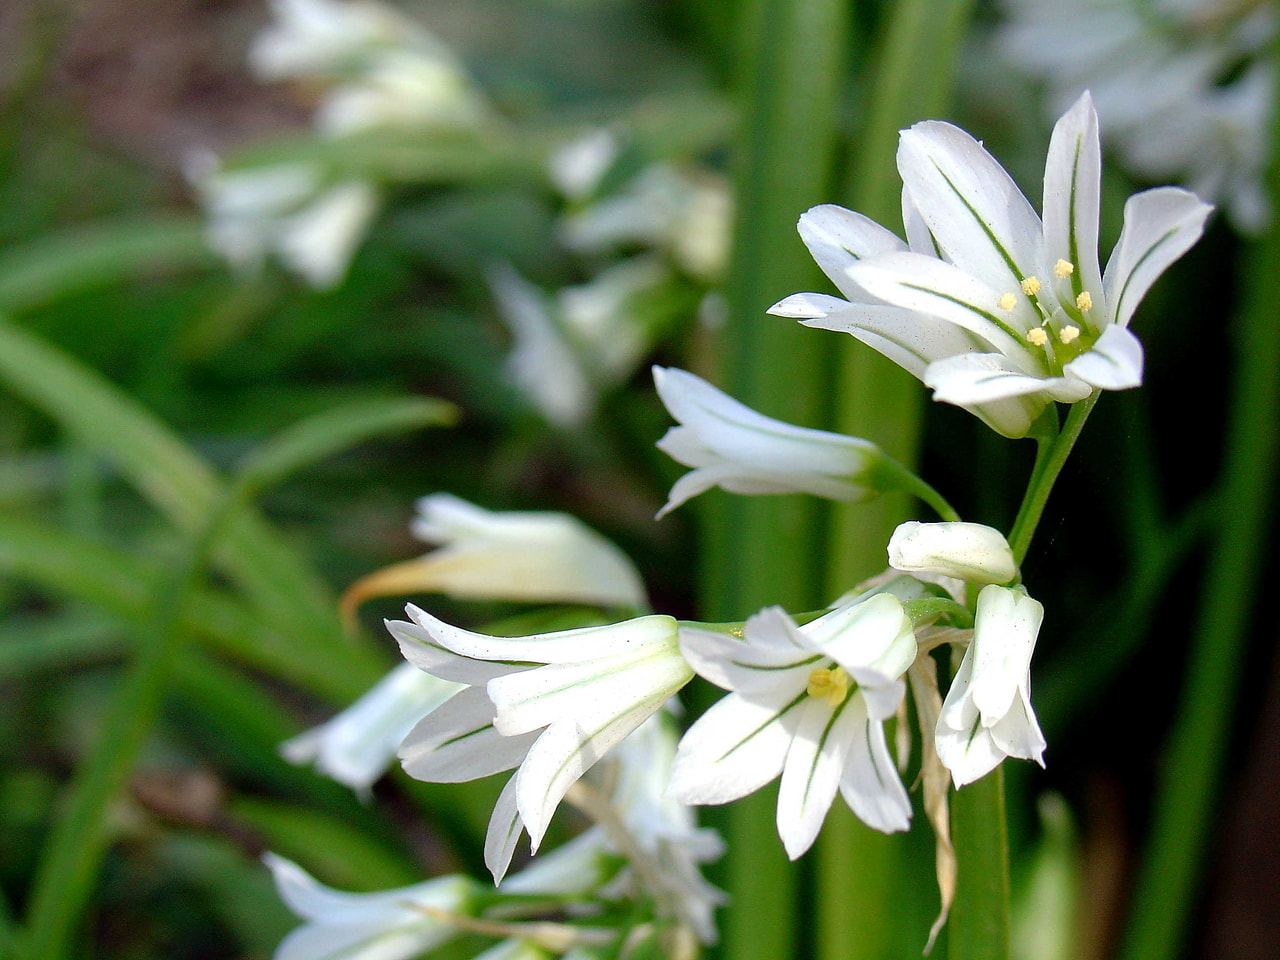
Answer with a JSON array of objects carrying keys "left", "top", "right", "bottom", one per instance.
[
  {"left": 888, "top": 521, "right": 1018, "bottom": 585},
  {"left": 549, "top": 128, "right": 622, "bottom": 201},
  {"left": 998, "top": 0, "right": 1274, "bottom": 233},
  {"left": 263, "top": 852, "right": 472, "bottom": 960},
  {"left": 281, "top": 662, "right": 462, "bottom": 795},
  {"left": 936, "top": 585, "right": 1047, "bottom": 786},
  {"left": 387, "top": 606, "right": 692, "bottom": 882},
  {"left": 771, "top": 92, "right": 1211, "bottom": 438},
  {"left": 250, "top": 0, "right": 421, "bottom": 80},
  {"left": 652, "top": 366, "right": 883, "bottom": 517},
  {"left": 670, "top": 595, "right": 917, "bottom": 859},
  {"left": 187, "top": 155, "right": 377, "bottom": 288},
  {"left": 342, "top": 493, "right": 647, "bottom": 622},
  {"left": 559, "top": 164, "right": 732, "bottom": 280}
]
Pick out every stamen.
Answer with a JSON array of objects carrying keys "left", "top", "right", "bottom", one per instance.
[
  {"left": 1026, "top": 327, "right": 1049, "bottom": 347},
  {"left": 807, "top": 666, "right": 850, "bottom": 707},
  {"left": 997, "top": 292, "right": 1017, "bottom": 311},
  {"left": 1059, "top": 325, "right": 1081, "bottom": 344},
  {"left": 1054, "top": 259, "right": 1075, "bottom": 279},
  {"left": 1075, "top": 291, "right": 1093, "bottom": 311},
  {"left": 1020, "top": 276, "right": 1042, "bottom": 296}
]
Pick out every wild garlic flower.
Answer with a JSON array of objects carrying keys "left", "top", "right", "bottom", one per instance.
[
  {"left": 489, "top": 260, "right": 670, "bottom": 429},
  {"left": 771, "top": 92, "right": 1211, "bottom": 438},
  {"left": 670, "top": 595, "right": 917, "bottom": 859},
  {"left": 263, "top": 852, "right": 473, "bottom": 960},
  {"left": 341, "top": 493, "right": 647, "bottom": 623},
  {"left": 387, "top": 606, "right": 693, "bottom": 882},
  {"left": 936, "top": 585, "right": 1047, "bottom": 786},
  {"left": 888, "top": 521, "right": 1018, "bottom": 585},
  {"left": 653, "top": 366, "right": 894, "bottom": 517},
  {"left": 187, "top": 156, "right": 378, "bottom": 289},
  {"left": 998, "top": 0, "right": 1274, "bottom": 233},
  {"left": 281, "top": 662, "right": 461, "bottom": 795}
]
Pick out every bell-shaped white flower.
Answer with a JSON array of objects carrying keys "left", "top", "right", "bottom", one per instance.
[
  {"left": 280, "top": 662, "right": 461, "bottom": 795},
  {"left": 652, "top": 366, "right": 885, "bottom": 517},
  {"left": 936, "top": 585, "right": 1047, "bottom": 786},
  {"left": 263, "top": 852, "right": 473, "bottom": 960},
  {"left": 342, "top": 493, "right": 647, "bottom": 623},
  {"left": 387, "top": 606, "right": 693, "bottom": 882},
  {"left": 187, "top": 155, "right": 377, "bottom": 289},
  {"left": 669, "top": 595, "right": 917, "bottom": 859},
  {"left": 249, "top": 0, "right": 420, "bottom": 81},
  {"left": 888, "top": 521, "right": 1018, "bottom": 585},
  {"left": 771, "top": 92, "right": 1212, "bottom": 438}
]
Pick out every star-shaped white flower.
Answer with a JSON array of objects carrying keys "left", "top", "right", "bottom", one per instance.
[
  {"left": 936, "top": 584, "right": 1047, "bottom": 786},
  {"left": 669, "top": 594, "right": 917, "bottom": 859},
  {"left": 652, "top": 366, "right": 885, "bottom": 517},
  {"left": 387, "top": 606, "right": 693, "bottom": 882},
  {"left": 771, "top": 91, "right": 1212, "bottom": 438}
]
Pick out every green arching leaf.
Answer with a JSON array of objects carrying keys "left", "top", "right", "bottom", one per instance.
[
  {"left": 234, "top": 396, "right": 458, "bottom": 497},
  {"left": 0, "top": 215, "right": 216, "bottom": 314}
]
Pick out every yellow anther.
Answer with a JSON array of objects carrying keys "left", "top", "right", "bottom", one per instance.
[
  {"left": 1026, "top": 327, "right": 1049, "bottom": 347},
  {"left": 1075, "top": 291, "right": 1093, "bottom": 311},
  {"left": 997, "top": 292, "right": 1017, "bottom": 311},
  {"left": 1054, "top": 259, "right": 1075, "bottom": 279},
  {"left": 1059, "top": 325, "right": 1081, "bottom": 344},
  {"left": 1020, "top": 276, "right": 1042, "bottom": 296},
  {"left": 807, "top": 666, "right": 850, "bottom": 708}
]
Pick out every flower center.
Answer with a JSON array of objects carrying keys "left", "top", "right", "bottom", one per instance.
[{"left": 807, "top": 666, "right": 850, "bottom": 707}]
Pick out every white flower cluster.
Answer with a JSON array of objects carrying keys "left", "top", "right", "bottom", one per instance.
[
  {"left": 191, "top": 0, "right": 490, "bottom": 287},
  {"left": 997, "top": 0, "right": 1272, "bottom": 232}
]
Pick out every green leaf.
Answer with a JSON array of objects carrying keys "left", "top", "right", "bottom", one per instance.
[
  {"left": 0, "top": 215, "right": 216, "bottom": 314},
  {"left": 234, "top": 396, "right": 458, "bottom": 496}
]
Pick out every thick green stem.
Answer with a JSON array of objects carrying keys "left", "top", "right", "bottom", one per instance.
[{"left": 949, "top": 768, "right": 1011, "bottom": 960}]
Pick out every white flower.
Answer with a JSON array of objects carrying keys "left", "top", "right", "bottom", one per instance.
[
  {"left": 669, "top": 595, "right": 917, "bottom": 859},
  {"left": 997, "top": 0, "right": 1273, "bottom": 233},
  {"left": 281, "top": 662, "right": 462, "bottom": 794},
  {"left": 888, "top": 521, "right": 1018, "bottom": 585},
  {"left": 652, "top": 366, "right": 884, "bottom": 517},
  {"left": 936, "top": 585, "right": 1047, "bottom": 786},
  {"left": 558, "top": 164, "right": 732, "bottom": 280},
  {"left": 342, "top": 493, "right": 647, "bottom": 620},
  {"left": 549, "top": 128, "right": 621, "bottom": 201},
  {"left": 187, "top": 155, "right": 377, "bottom": 288},
  {"left": 249, "top": 0, "right": 419, "bottom": 81},
  {"left": 387, "top": 607, "right": 693, "bottom": 882},
  {"left": 263, "top": 852, "right": 472, "bottom": 960},
  {"left": 770, "top": 92, "right": 1212, "bottom": 438}
]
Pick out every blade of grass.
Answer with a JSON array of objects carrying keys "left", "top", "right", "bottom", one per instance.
[
  {"left": 706, "top": 2, "right": 853, "bottom": 959},
  {"left": 18, "top": 398, "right": 453, "bottom": 959},
  {"left": 0, "top": 216, "right": 216, "bottom": 314},
  {"left": 817, "top": 4, "right": 975, "bottom": 958},
  {"left": 1117, "top": 68, "right": 1280, "bottom": 960}
]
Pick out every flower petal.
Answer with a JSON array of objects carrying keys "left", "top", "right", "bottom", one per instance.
[
  {"left": 924, "top": 353, "right": 1089, "bottom": 406},
  {"left": 776, "top": 696, "right": 850, "bottom": 859},
  {"left": 987, "top": 685, "right": 1047, "bottom": 767},
  {"left": 888, "top": 521, "right": 1018, "bottom": 585},
  {"left": 484, "top": 775, "right": 524, "bottom": 884},
  {"left": 803, "top": 594, "right": 916, "bottom": 679},
  {"left": 847, "top": 252, "right": 1042, "bottom": 365},
  {"left": 970, "top": 586, "right": 1043, "bottom": 724},
  {"left": 795, "top": 203, "right": 907, "bottom": 301},
  {"left": 1043, "top": 91, "right": 1105, "bottom": 326},
  {"left": 897, "top": 120, "right": 1044, "bottom": 294},
  {"left": 1062, "top": 323, "right": 1144, "bottom": 391},
  {"left": 678, "top": 616, "right": 815, "bottom": 696},
  {"left": 668, "top": 690, "right": 799, "bottom": 805},
  {"left": 1102, "top": 186, "right": 1213, "bottom": 329},
  {"left": 837, "top": 696, "right": 912, "bottom": 833},
  {"left": 799, "top": 303, "right": 983, "bottom": 379},
  {"left": 387, "top": 614, "right": 517, "bottom": 685},
  {"left": 767, "top": 291, "right": 850, "bottom": 319},
  {"left": 398, "top": 686, "right": 538, "bottom": 783}
]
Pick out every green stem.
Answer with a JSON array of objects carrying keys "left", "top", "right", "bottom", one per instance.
[
  {"left": 1008, "top": 395, "right": 1099, "bottom": 565},
  {"left": 878, "top": 456, "right": 962, "bottom": 522},
  {"left": 949, "top": 767, "right": 1011, "bottom": 960}
]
